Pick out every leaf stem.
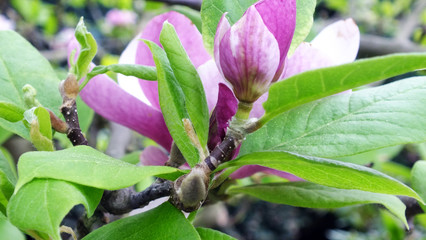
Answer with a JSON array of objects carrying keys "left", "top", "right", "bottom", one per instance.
[{"left": 235, "top": 101, "right": 253, "bottom": 120}]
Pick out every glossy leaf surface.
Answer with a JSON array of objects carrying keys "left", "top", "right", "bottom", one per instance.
[
  {"left": 160, "top": 22, "right": 209, "bottom": 150},
  {"left": 228, "top": 182, "right": 408, "bottom": 227},
  {"left": 243, "top": 77, "right": 426, "bottom": 158},
  {"left": 83, "top": 202, "right": 201, "bottom": 240},
  {"left": 0, "top": 31, "right": 61, "bottom": 140},
  {"left": 8, "top": 179, "right": 102, "bottom": 240},
  {"left": 145, "top": 40, "right": 200, "bottom": 167},
  {"left": 216, "top": 151, "right": 422, "bottom": 202},
  {"left": 263, "top": 53, "right": 426, "bottom": 123},
  {"left": 15, "top": 146, "right": 185, "bottom": 192}
]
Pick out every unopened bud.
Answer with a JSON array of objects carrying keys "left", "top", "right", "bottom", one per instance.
[
  {"left": 60, "top": 74, "right": 79, "bottom": 99},
  {"left": 170, "top": 164, "right": 209, "bottom": 212},
  {"left": 22, "top": 84, "right": 41, "bottom": 108}
]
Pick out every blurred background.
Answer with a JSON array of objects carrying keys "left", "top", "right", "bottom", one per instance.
[{"left": 1, "top": 0, "right": 426, "bottom": 239}]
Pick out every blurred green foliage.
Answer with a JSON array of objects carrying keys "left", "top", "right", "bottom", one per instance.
[{"left": 320, "top": 0, "right": 426, "bottom": 45}]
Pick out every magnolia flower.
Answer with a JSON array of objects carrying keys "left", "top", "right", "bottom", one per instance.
[
  {"left": 69, "top": 2, "right": 359, "bottom": 181},
  {"left": 69, "top": 11, "right": 215, "bottom": 153},
  {"left": 105, "top": 9, "right": 137, "bottom": 27},
  {"left": 232, "top": 18, "right": 360, "bottom": 179},
  {"left": 214, "top": 0, "right": 295, "bottom": 103}
]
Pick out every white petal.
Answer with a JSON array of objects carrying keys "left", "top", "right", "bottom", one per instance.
[
  {"left": 311, "top": 19, "right": 360, "bottom": 65},
  {"left": 117, "top": 35, "right": 151, "bottom": 105}
]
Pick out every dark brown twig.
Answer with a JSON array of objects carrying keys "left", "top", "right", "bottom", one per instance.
[
  {"left": 100, "top": 180, "right": 173, "bottom": 215},
  {"left": 58, "top": 74, "right": 88, "bottom": 146}
]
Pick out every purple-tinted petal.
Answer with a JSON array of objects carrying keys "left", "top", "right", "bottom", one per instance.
[
  {"left": 214, "top": 13, "right": 231, "bottom": 77},
  {"left": 105, "top": 9, "right": 137, "bottom": 27},
  {"left": 207, "top": 83, "right": 238, "bottom": 150},
  {"left": 135, "top": 11, "right": 211, "bottom": 110},
  {"left": 311, "top": 19, "right": 360, "bottom": 65},
  {"left": 250, "top": 92, "right": 267, "bottom": 118},
  {"left": 230, "top": 165, "right": 303, "bottom": 181},
  {"left": 229, "top": 165, "right": 263, "bottom": 179},
  {"left": 282, "top": 42, "right": 335, "bottom": 79},
  {"left": 140, "top": 146, "right": 169, "bottom": 166},
  {"left": 67, "top": 37, "right": 80, "bottom": 65},
  {"left": 255, "top": 0, "right": 296, "bottom": 81},
  {"left": 219, "top": 6, "right": 280, "bottom": 102},
  {"left": 80, "top": 74, "right": 173, "bottom": 150}
]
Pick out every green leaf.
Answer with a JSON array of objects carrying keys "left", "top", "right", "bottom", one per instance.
[
  {"left": 412, "top": 161, "right": 426, "bottom": 210},
  {"left": 0, "top": 31, "right": 61, "bottom": 140},
  {"left": 0, "top": 171, "right": 14, "bottom": 202},
  {"left": 22, "top": 84, "right": 42, "bottom": 109},
  {"left": 242, "top": 77, "right": 426, "bottom": 159},
  {"left": 8, "top": 179, "right": 102, "bottom": 240},
  {"left": 288, "top": 0, "right": 316, "bottom": 56},
  {"left": 87, "top": 64, "right": 157, "bottom": 82},
  {"left": 336, "top": 145, "right": 403, "bottom": 165},
  {"left": 83, "top": 202, "right": 201, "bottom": 240},
  {"left": 201, "top": 0, "right": 257, "bottom": 55},
  {"left": 144, "top": 40, "right": 200, "bottom": 167},
  {"left": 200, "top": 0, "right": 315, "bottom": 56},
  {"left": 376, "top": 161, "right": 411, "bottom": 183},
  {"left": 160, "top": 22, "right": 210, "bottom": 150},
  {"left": 24, "top": 107, "right": 54, "bottom": 151},
  {"left": 227, "top": 182, "right": 408, "bottom": 228},
  {"left": 262, "top": 53, "right": 426, "bottom": 123},
  {"left": 196, "top": 228, "right": 237, "bottom": 240},
  {"left": 0, "top": 127, "right": 12, "bottom": 145},
  {"left": 0, "top": 170, "right": 14, "bottom": 215},
  {"left": 0, "top": 102, "right": 24, "bottom": 122},
  {"left": 0, "top": 212, "right": 25, "bottom": 240},
  {"left": 121, "top": 150, "right": 142, "bottom": 165},
  {"left": 215, "top": 151, "right": 422, "bottom": 202},
  {"left": 72, "top": 17, "right": 98, "bottom": 82},
  {"left": 0, "top": 150, "right": 17, "bottom": 185},
  {"left": 15, "top": 146, "right": 185, "bottom": 192}
]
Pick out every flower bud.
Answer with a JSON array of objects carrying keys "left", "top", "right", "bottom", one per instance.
[{"left": 214, "top": 0, "right": 296, "bottom": 103}]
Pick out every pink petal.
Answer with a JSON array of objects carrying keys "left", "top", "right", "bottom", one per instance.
[
  {"left": 282, "top": 42, "right": 335, "bottom": 79},
  {"left": 207, "top": 83, "right": 238, "bottom": 150},
  {"left": 67, "top": 37, "right": 80, "bottom": 65},
  {"left": 196, "top": 60, "right": 225, "bottom": 111},
  {"left": 214, "top": 13, "right": 231, "bottom": 77},
  {"left": 80, "top": 74, "right": 173, "bottom": 150},
  {"left": 135, "top": 11, "right": 211, "bottom": 110},
  {"left": 140, "top": 146, "right": 169, "bottom": 166},
  {"left": 67, "top": 37, "right": 172, "bottom": 150},
  {"left": 250, "top": 92, "right": 268, "bottom": 118},
  {"left": 311, "top": 19, "right": 360, "bottom": 65},
  {"left": 219, "top": 6, "right": 280, "bottom": 102},
  {"left": 105, "top": 9, "right": 137, "bottom": 26},
  {"left": 255, "top": 0, "right": 296, "bottom": 81},
  {"left": 229, "top": 165, "right": 263, "bottom": 179},
  {"left": 281, "top": 19, "right": 360, "bottom": 79}
]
